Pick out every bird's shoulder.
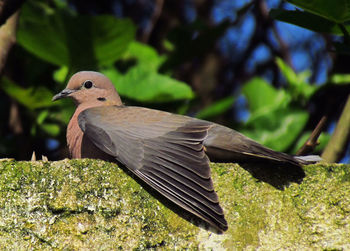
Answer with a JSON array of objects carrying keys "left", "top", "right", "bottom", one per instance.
[
  {"left": 78, "top": 105, "right": 211, "bottom": 137},
  {"left": 80, "top": 105, "right": 182, "bottom": 124}
]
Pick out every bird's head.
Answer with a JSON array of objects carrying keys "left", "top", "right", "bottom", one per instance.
[{"left": 52, "top": 71, "right": 122, "bottom": 107}]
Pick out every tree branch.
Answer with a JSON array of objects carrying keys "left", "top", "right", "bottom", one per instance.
[
  {"left": 141, "top": 0, "right": 164, "bottom": 43},
  {"left": 0, "top": 0, "right": 25, "bottom": 25},
  {"left": 296, "top": 116, "right": 327, "bottom": 156},
  {"left": 0, "top": 10, "right": 19, "bottom": 74},
  {"left": 322, "top": 94, "right": 350, "bottom": 162}
]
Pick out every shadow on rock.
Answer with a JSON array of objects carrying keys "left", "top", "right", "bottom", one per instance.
[{"left": 239, "top": 161, "right": 305, "bottom": 190}]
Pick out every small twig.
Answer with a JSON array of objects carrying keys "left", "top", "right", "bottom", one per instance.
[
  {"left": 261, "top": 0, "right": 293, "bottom": 69},
  {"left": 322, "top": 94, "right": 350, "bottom": 162},
  {"left": 9, "top": 99, "right": 23, "bottom": 134},
  {"left": 0, "top": 0, "right": 25, "bottom": 25},
  {"left": 141, "top": 0, "right": 164, "bottom": 43},
  {"left": 296, "top": 116, "right": 327, "bottom": 156}
]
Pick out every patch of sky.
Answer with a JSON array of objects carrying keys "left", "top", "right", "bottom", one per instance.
[
  {"left": 341, "top": 143, "right": 350, "bottom": 163},
  {"left": 314, "top": 57, "right": 332, "bottom": 84},
  {"left": 235, "top": 94, "right": 249, "bottom": 122},
  {"left": 291, "top": 50, "right": 310, "bottom": 73},
  {"left": 46, "top": 139, "right": 59, "bottom": 151},
  {"left": 217, "top": 13, "right": 256, "bottom": 62},
  {"left": 274, "top": 21, "right": 330, "bottom": 83},
  {"left": 265, "top": 0, "right": 282, "bottom": 9},
  {"left": 246, "top": 44, "right": 272, "bottom": 73},
  {"left": 212, "top": 0, "right": 252, "bottom": 23}
]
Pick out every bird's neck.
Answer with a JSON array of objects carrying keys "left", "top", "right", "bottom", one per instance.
[
  {"left": 66, "top": 103, "right": 98, "bottom": 158},
  {"left": 67, "top": 101, "right": 119, "bottom": 159},
  {"left": 67, "top": 107, "right": 85, "bottom": 158}
]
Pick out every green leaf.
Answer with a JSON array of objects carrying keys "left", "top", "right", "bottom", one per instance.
[
  {"left": 287, "top": 0, "right": 350, "bottom": 23},
  {"left": 91, "top": 16, "right": 136, "bottom": 67},
  {"left": 123, "top": 41, "right": 166, "bottom": 71},
  {"left": 276, "top": 57, "right": 306, "bottom": 84},
  {"left": 163, "top": 39, "right": 175, "bottom": 52},
  {"left": 1, "top": 77, "right": 54, "bottom": 110},
  {"left": 50, "top": 100, "right": 76, "bottom": 124},
  {"left": 102, "top": 67, "right": 194, "bottom": 102},
  {"left": 101, "top": 41, "right": 194, "bottom": 102},
  {"left": 40, "top": 123, "right": 60, "bottom": 136},
  {"left": 17, "top": 1, "right": 136, "bottom": 70},
  {"left": 330, "top": 74, "right": 350, "bottom": 84},
  {"left": 242, "top": 77, "right": 290, "bottom": 113},
  {"left": 53, "top": 66, "right": 69, "bottom": 83},
  {"left": 196, "top": 96, "right": 235, "bottom": 120},
  {"left": 34, "top": 110, "right": 61, "bottom": 137},
  {"left": 276, "top": 57, "right": 317, "bottom": 100},
  {"left": 243, "top": 108, "right": 309, "bottom": 151},
  {"left": 37, "top": 110, "right": 49, "bottom": 125},
  {"left": 17, "top": 2, "right": 68, "bottom": 66},
  {"left": 270, "top": 9, "right": 348, "bottom": 35}
]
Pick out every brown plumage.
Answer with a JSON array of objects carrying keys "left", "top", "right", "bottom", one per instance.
[{"left": 53, "top": 71, "right": 320, "bottom": 232}]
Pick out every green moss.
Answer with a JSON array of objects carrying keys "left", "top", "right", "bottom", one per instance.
[
  {"left": 0, "top": 159, "right": 199, "bottom": 249},
  {"left": 0, "top": 159, "right": 349, "bottom": 249},
  {"left": 210, "top": 163, "right": 350, "bottom": 250}
]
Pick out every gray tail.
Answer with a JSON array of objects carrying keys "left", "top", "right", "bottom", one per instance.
[{"left": 294, "top": 155, "right": 322, "bottom": 165}]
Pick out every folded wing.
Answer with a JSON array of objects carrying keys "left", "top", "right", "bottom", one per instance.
[{"left": 78, "top": 106, "right": 227, "bottom": 231}]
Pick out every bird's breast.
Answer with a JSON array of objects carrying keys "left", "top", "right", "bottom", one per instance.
[
  {"left": 67, "top": 109, "right": 115, "bottom": 161},
  {"left": 67, "top": 114, "right": 84, "bottom": 159}
]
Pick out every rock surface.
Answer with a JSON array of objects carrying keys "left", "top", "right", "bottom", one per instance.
[{"left": 0, "top": 159, "right": 349, "bottom": 250}]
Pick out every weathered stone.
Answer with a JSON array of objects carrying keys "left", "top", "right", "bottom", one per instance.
[{"left": 0, "top": 159, "right": 349, "bottom": 250}]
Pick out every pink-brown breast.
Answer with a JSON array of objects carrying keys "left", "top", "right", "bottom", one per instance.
[
  {"left": 67, "top": 110, "right": 84, "bottom": 158},
  {"left": 66, "top": 107, "right": 115, "bottom": 161}
]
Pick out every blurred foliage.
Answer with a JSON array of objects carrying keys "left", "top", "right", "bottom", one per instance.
[
  {"left": 1, "top": 77, "right": 54, "bottom": 110},
  {"left": 17, "top": 2, "right": 135, "bottom": 70},
  {"left": 269, "top": 0, "right": 350, "bottom": 158},
  {"left": 330, "top": 74, "right": 350, "bottom": 84},
  {"left": 196, "top": 97, "right": 235, "bottom": 120},
  {"left": 160, "top": 19, "right": 231, "bottom": 71},
  {"left": 0, "top": 0, "right": 349, "bottom": 161},
  {"left": 270, "top": 0, "right": 350, "bottom": 54},
  {"left": 102, "top": 42, "right": 195, "bottom": 102},
  {"left": 241, "top": 59, "right": 317, "bottom": 151}
]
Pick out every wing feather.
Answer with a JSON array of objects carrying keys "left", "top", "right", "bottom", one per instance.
[
  {"left": 135, "top": 169, "right": 226, "bottom": 228},
  {"left": 78, "top": 106, "right": 227, "bottom": 231},
  {"left": 147, "top": 156, "right": 214, "bottom": 191}
]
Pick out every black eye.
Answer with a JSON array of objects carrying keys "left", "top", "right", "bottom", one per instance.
[{"left": 83, "top": 80, "right": 93, "bottom": 89}]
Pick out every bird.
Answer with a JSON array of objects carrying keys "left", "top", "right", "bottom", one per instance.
[{"left": 52, "top": 71, "right": 320, "bottom": 232}]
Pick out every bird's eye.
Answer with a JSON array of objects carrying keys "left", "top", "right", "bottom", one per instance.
[{"left": 83, "top": 80, "right": 93, "bottom": 89}]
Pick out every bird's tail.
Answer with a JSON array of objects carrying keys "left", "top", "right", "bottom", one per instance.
[
  {"left": 293, "top": 155, "right": 322, "bottom": 165},
  {"left": 205, "top": 124, "right": 322, "bottom": 167}
]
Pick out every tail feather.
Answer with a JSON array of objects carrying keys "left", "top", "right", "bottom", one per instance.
[
  {"left": 205, "top": 124, "right": 322, "bottom": 167},
  {"left": 294, "top": 155, "right": 322, "bottom": 165}
]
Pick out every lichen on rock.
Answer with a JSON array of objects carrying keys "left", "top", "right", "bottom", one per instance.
[{"left": 0, "top": 159, "right": 349, "bottom": 250}]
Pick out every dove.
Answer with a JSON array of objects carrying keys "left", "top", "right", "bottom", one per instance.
[{"left": 53, "top": 71, "right": 320, "bottom": 232}]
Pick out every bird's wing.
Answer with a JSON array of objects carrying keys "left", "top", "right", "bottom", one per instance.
[
  {"left": 205, "top": 124, "right": 304, "bottom": 166},
  {"left": 78, "top": 105, "right": 227, "bottom": 231}
]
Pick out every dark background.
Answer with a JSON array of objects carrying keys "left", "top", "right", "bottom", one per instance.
[{"left": 0, "top": 0, "right": 349, "bottom": 163}]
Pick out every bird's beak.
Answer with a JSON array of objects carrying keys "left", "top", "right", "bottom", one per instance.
[{"left": 52, "top": 88, "right": 76, "bottom": 101}]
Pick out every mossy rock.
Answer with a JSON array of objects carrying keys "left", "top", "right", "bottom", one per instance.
[{"left": 0, "top": 159, "right": 349, "bottom": 250}]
